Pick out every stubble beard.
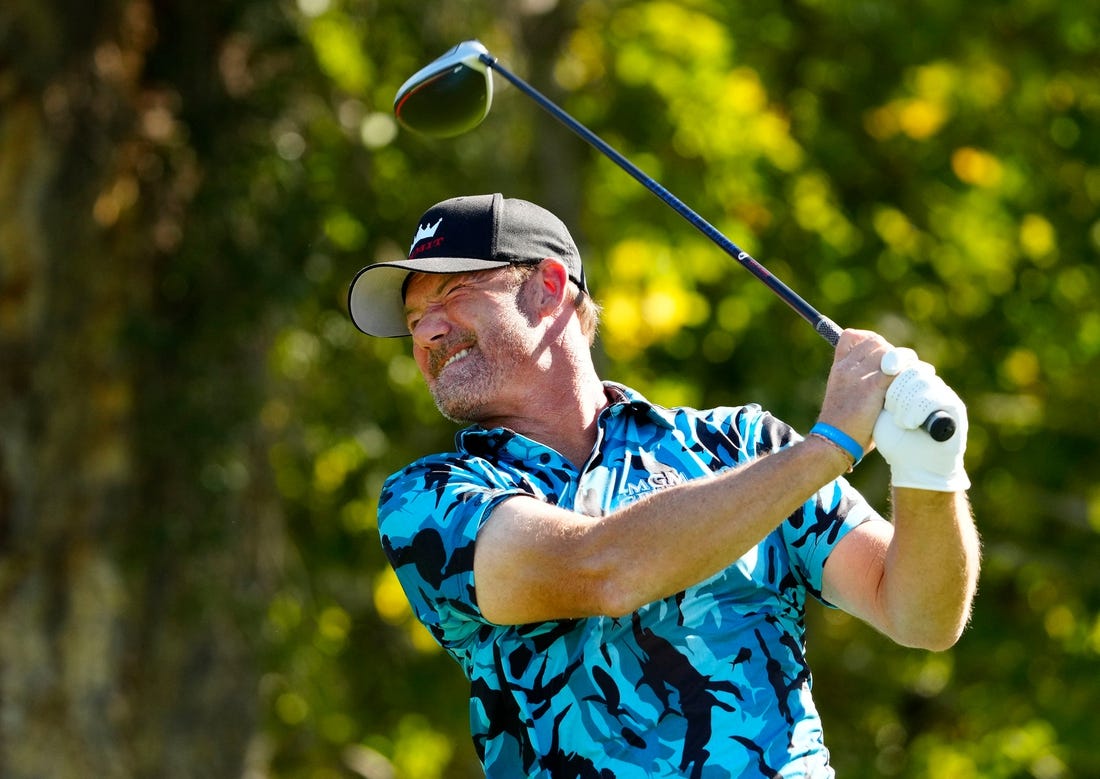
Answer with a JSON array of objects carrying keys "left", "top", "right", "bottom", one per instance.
[
  {"left": 429, "top": 358, "right": 497, "bottom": 425},
  {"left": 428, "top": 322, "right": 529, "bottom": 426}
]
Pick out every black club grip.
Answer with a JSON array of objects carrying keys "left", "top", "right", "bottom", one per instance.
[{"left": 921, "top": 410, "right": 957, "bottom": 441}]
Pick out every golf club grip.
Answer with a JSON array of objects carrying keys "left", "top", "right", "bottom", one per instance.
[
  {"left": 816, "top": 316, "right": 842, "bottom": 345},
  {"left": 922, "top": 411, "right": 956, "bottom": 441}
]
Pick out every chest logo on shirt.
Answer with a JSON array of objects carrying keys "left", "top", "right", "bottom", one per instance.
[
  {"left": 620, "top": 451, "right": 688, "bottom": 503},
  {"left": 577, "top": 450, "right": 693, "bottom": 516}
]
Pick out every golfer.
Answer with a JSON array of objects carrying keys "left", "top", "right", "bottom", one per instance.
[{"left": 349, "top": 193, "right": 980, "bottom": 778}]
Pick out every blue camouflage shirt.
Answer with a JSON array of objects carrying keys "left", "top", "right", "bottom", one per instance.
[{"left": 379, "top": 383, "right": 881, "bottom": 778}]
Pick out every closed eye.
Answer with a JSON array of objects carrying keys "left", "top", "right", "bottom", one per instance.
[
  {"left": 406, "top": 282, "right": 466, "bottom": 331},
  {"left": 405, "top": 273, "right": 497, "bottom": 331}
]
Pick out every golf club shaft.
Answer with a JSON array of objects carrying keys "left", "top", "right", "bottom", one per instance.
[
  {"left": 479, "top": 53, "right": 955, "bottom": 442},
  {"left": 481, "top": 54, "right": 842, "bottom": 346}
]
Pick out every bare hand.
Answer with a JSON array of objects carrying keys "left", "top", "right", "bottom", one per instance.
[{"left": 818, "top": 329, "right": 895, "bottom": 450}]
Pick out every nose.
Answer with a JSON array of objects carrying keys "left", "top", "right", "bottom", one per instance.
[{"left": 410, "top": 305, "right": 450, "bottom": 348}]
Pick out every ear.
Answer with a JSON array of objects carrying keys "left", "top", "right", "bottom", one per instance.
[{"left": 533, "top": 258, "right": 570, "bottom": 314}]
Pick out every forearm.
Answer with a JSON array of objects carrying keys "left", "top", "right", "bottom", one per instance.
[
  {"left": 590, "top": 435, "right": 851, "bottom": 615},
  {"left": 878, "top": 488, "right": 981, "bottom": 650},
  {"left": 476, "top": 434, "right": 852, "bottom": 624}
]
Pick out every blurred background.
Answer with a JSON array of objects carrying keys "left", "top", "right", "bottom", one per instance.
[{"left": 1, "top": 0, "right": 1097, "bottom": 777}]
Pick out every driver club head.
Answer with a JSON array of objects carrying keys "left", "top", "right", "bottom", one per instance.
[{"left": 393, "top": 40, "right": 494, "bottom": 138}]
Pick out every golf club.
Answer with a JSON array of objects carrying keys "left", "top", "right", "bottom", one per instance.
[{"left": 393, "top": 40, "right": 956, "bottom": 442}]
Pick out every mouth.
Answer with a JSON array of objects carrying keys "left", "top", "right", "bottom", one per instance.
[
  {"left": 442, "top": 348, "right": 472, "bottom": 372},
  {"left": 431, "top": 345, "right": 474, "bottom": 379}
]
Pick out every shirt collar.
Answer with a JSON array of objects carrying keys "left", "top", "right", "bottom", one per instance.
[
  {"left": 599, "top": 381, "right": 677, "bottom": 430},
  {"left": 453, "top": 382, "right": 679, "bottom": 459}
]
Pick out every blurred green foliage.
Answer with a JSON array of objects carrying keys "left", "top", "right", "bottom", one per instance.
[{"left": 154, "top": 0, "right": 1099, "bottom": 776}]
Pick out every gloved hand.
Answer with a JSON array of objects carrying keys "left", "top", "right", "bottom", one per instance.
[{"left": 873, "top": 350, "right": 970, "bottom": 492}]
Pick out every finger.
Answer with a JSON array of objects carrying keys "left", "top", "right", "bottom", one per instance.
[
  {"left": 880, "top": 347, "right": 918, "bottom": 376},
  {"left": 885, "top": 365, "right": 946, "bottom": 428}
]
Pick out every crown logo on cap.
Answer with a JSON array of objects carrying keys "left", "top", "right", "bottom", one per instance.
[{"left": 409, "top": 217, "right": 443, "bottom": 255}]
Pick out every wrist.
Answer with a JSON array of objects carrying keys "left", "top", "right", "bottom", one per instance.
[
  {"left": 808, "top": 421, "right": 864, "bottom": 471},
  {"left": 805, "top": 427, "right": 858, "bottom": 474},
  {"left": 889, "top": 464, "right": 971, "bottom": 492}
]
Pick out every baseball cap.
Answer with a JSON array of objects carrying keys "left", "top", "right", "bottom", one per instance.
[{"left": 348, "top": 193, "right": 587, "bottom": 337}]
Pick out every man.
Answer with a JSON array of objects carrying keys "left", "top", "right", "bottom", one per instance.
[{"left": 349, "top": 193, "right": 980, "bottom": 778}]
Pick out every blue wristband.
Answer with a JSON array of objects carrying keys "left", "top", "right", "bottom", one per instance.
[{"left": 809, "top": 422, "right": 864, "bottom": 466}]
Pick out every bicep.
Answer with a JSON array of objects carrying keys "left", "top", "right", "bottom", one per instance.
[
  {"left": 474, "top": 495, "right": 611, "bottom": 625},
  {"left": 821, "top": 519, "right": 894, "bottom": 632}
]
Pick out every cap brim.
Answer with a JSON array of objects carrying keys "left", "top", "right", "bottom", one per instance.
[{"left": 347, "top": 256, "right": 511, "bottom": 337}]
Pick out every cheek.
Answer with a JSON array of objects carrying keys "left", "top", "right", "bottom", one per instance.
[
  {"left": 488, "top": 313, "right": 539, "bottom": 360},
  {"left": 413, "top": 349, "right": 433, "bottom": 380}
]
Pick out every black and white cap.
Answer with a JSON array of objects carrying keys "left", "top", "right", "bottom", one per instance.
[{"left": 348, "top": 193, "right": 587, "bottom": 337}]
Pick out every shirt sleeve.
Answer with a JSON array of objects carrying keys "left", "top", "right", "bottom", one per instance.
[
  {"left": 738, "top": 404, "right": 884, "bottom": 605},
  {"left": 783, "top": 477, "right": 880, "bottom": 605},
  {"left": 377, "top": 454, "right": 526, "bottom": 653}
]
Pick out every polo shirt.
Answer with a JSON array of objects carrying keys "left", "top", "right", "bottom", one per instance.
[{"left": 379, "top": 383, "right": 880, "bottom": 777}]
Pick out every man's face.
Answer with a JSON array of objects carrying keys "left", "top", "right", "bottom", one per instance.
[{"left": 403, "top": 267, "right": 538, "bottom": 424}]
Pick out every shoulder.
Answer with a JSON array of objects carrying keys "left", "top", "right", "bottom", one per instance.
[
  {"left": 380, "top": 449, "right": 513, "bottom": 510},
  {"left": 377, "top": 449, "right": 520, "bottom": 580},
  {"left": 379, "top": 428, "right": 575, "bottom": 535}
]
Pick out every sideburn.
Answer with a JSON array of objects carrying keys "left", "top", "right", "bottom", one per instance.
[{"left": 513, "top": 270, "right": 543, "bottom": 328}]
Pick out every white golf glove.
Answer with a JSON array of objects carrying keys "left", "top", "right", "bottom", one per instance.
[{"left": 873, "top": 349, "right": 970, "bottom": 492}]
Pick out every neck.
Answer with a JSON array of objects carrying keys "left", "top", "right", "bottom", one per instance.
[{"left": 479, "top": 368, "right": 609, "bottom": 469}]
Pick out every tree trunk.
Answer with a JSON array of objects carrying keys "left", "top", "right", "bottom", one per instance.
[{"left": 0, "top": 2, "right": 276, "bottom": 776}]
